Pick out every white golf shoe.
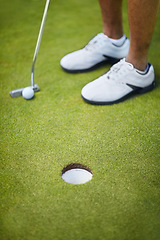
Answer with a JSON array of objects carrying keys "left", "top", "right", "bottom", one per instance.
[
  {"left": 81, "top": 59, "right": 155, "bottom": 105},
  {"left": 60, "top": 33, "right": 130, "bottom": 72}
]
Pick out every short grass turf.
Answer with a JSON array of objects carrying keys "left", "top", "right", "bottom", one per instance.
[{"left": 0, "top": 0, "right": 160, "bottom": 239}]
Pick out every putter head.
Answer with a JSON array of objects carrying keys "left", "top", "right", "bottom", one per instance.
[{"left": 9, "top": 84, "right": 40, "bottom": 98}]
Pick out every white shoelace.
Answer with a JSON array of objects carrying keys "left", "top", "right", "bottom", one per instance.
[
  {"left": 106, "top": 59, "right": 134, "bottom": 82},
  {"left": 85, "top": 33, "right": 108, "bottom": 51}
]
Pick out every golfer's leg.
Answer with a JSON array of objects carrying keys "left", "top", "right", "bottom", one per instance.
[
  {"left": 126, "top": 0, "right": 160, "bottom": 71},
  {"left": 60, "top": 0, "right": 129, "bottom": 72},
  {"left": 99, "top": 0, "right": 123, "bottom": 39},
  {"left": 98, "top": 0, "right": 123, "bottom": 39}
]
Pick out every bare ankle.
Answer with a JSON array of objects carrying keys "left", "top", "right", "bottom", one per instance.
[
  {"left": 103, "top": 28, "right": 123, "bottom": 39},
  {"left": 126, "top": 56, "right": 148, "bottom": 71}
]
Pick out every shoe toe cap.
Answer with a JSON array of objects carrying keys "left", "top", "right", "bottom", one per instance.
[
  {"left": 60, "top": 54, "right": 73, "bottom": 70},
  {"left": 60, "top": 50, "right": 86, "bottom": 71},
  {"left": 81, "top": 78, "right": 111, "bottom": 103},
  {"left": 81, "top": 77, "right": 132, "bottom": 104}
]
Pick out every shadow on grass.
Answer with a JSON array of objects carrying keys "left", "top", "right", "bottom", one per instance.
[{"left": 155, "top": 72, "right": 160, "bottom": 88}]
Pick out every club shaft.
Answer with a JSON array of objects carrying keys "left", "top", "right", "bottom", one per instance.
[{"left": 31, "top": 0, "right": 50, "bottom": 86}]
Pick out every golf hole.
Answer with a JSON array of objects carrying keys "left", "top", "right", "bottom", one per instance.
[{"left": 61, "top": 163, "right": 93, "bottom": 185}]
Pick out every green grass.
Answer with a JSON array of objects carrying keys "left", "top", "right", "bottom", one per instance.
[{"left": 0, "top": 0, "right": 160, "bottom": 239}]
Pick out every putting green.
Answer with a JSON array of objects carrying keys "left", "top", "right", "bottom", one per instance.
[{"left": 0, "top": 0, "right": 160, "bottom": 239}]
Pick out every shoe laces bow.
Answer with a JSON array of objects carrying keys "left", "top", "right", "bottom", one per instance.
[
  {"left": 106, "top": 59, "right": 134, "bottom": 82},
  {"left": 85, "top": 33, "right": 107, "bottom": 51}
]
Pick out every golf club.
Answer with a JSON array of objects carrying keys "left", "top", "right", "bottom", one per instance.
[{"left": 10, "top": 0, "right": 51, "bottom": 98}]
